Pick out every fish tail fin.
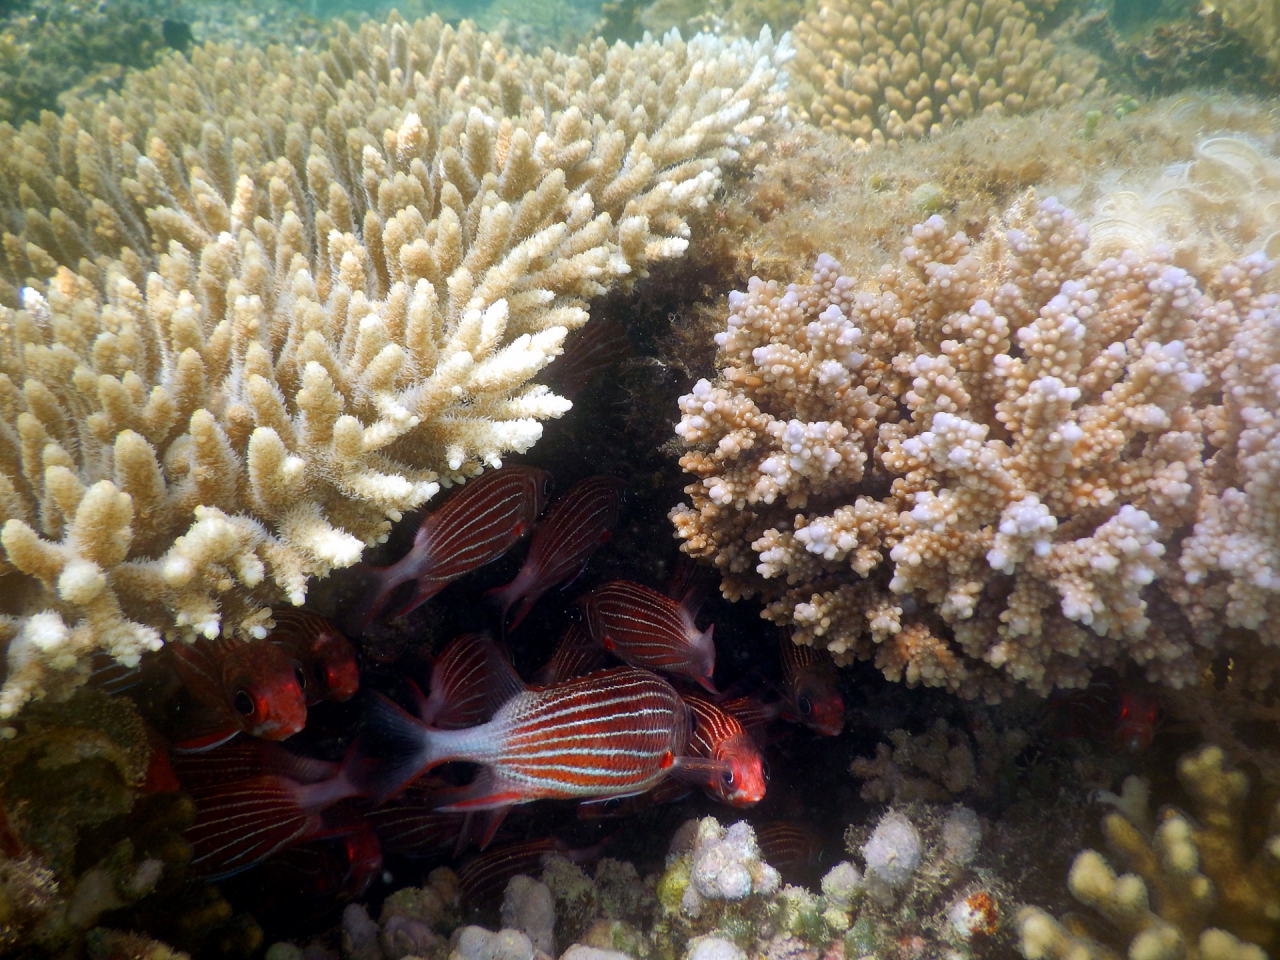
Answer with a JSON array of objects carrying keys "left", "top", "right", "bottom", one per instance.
[
  {"left": 355, "top": 693, "right": 439, "bottom": 803},
  {"left": 482, "top": 581, "right": 519, "bottom": 636},
  {"left": 696, "top": 624, "right": 717, "bottom": 692}
]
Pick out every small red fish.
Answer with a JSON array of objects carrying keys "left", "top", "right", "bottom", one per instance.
[
  {"left": 486, "top": 476, "right": 625, "bottom": 632},
  {"left": 362, "top": 776, "right": 469, "bottom": 858},
  {"left": 546, "top": 318, "right": 633, "bottom": 401},
  {"left": 780, "top": 639, "right": 845, "bottom": 737},
  {"left": 169, "top": 636, "right": 308, "bottom": 743},
  {"left": 1044, "top": 682, "right": 1160, "bottom": 752},
  {"left": 360, "top": 666, "right": 689, "bottom": 824},
  {"left": 681, "top": 695, "right": 766, "bottom": 806},
  {"left": 575, "top": 580, "right": 716, "bottom": 692},
  {"left": 270, "top": 609, "right": 359, "bottom": 705},
  {"left": 359, "top": 465, "right": 551, "bottom": 627},
  {"left": 533, "top": 621, "right": 611, "bottom": 686},
  {"left": 1115, "top": 691, "right": 1160, "bottom": 751},
  {"left": 177, "top": 742, "right": 367, "bottom": 879}
]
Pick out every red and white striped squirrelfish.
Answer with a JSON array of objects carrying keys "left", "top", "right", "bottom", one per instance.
[
  {"left": 169, "top": 636, "right": 308, "bottom": 746},
  {"left": 486, "top": 475, "right": 625, "bottom": 633},
  {"left": 575, "top": 580, "right": 717, "bottom": 692},
  {"left": 779, "top": 638, "right": 845, "bottom": 737},
  {"left": 681, "top": 694, "right": 767, "bottom": 806},
  {"left": 359, "top": 662, "right": 691, "bottom": 817},
  {"left": 175, "top": 740, "right": 368, "bottom": 879},
  {"left": 357, "top": 464, "right": 551, "bottom": 627},
  {"left": 270, "top": 608, "right": 359, "bottom": 705}
]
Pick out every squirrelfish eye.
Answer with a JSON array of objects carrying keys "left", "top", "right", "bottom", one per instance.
[
  {"left": 721, "top": 768, "right": 735, "bottom": 786},
  {"left": 315, "top": 663, "right": 330, "bottom": 687},
  {"left": 233, "top": 689, "right": 255, "bottom": 716},
  {"left": 293, "top": 663, "right": 308, "bottom": 689},
  {"left": 798, "top": 695, "right": 813, "bottom": 717}
]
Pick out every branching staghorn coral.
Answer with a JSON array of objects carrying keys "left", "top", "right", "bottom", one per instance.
[
  {"left": 670, "top": 195, "right": 1280, "bottom": 699},
  {"left": 0, "top": 14, "right": 789, "bottom": 716},
  {"left": 1017, "top": 746, "right": 1279, "bottom": 960},
  {"left": 788, "top": 0, "right": 1100, "bottom": 148}
]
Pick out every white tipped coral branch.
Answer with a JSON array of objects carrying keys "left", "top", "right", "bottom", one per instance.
[
  {"left": 671, "top": 195, "right": 1280, "bottom": 700},
  {"left": 0, "top": 14, "right": 788, "bottom": 715}
]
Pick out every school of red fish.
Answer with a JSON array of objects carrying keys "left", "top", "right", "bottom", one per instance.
[{"left": 82, "top": 466, "right": 847, "bottom": 919}]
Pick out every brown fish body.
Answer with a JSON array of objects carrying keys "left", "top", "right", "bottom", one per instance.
[
  {"left": 576, "top": 580, "right": 717, "bottom": 692},
  {"left": 170, "top": 636, "right": 308, "bottom": 741},
  {"left": 487, "top": 475, "right": 625, "bottom": 632},
  {"left": 361, "top": 465, "right": 551, "bottom": 625}
]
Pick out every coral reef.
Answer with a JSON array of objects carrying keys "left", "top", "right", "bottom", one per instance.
[
  {"left": 1017, "top": 745, "right": 1280, "bottom": 959},
  {"left": 0, "top": 688, "right": 200, "bottom": 955},
  {"left": 788, "top": 0, "right": 1101, "bottom": 148},
  {"left": 851, "top": 716, "right": 1031, "bottom": 803},
  {"left": 1208, "top": 0, "right": 1280, "bottom": 82},
  {"left": 670, "top": 194, "right": 1279, "bottom": 699},
  {"left": 0, "top": 14, "right": 788, "bottom": 716}
]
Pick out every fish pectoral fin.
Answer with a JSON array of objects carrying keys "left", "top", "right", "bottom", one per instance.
[{"left": 669, "top": 755, "right": 733, "bottom": 787}]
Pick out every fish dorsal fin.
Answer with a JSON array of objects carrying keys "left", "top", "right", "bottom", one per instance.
[
  {"left": 425, "top": 634, "right": 526, "bottom": 729},
  {"left": 186, "top": 774, "right": 314, "bottom": 879}
]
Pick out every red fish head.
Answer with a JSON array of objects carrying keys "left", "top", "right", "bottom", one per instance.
[
  {"left": 794, "top": 682, "right": 845, "bottom": 737},
  {"left": 714, "top": 738, "right": 766, "bottom": 806},
  {"left": 222, "top": 643, "right": 308, "bottom": 740},
  {"left": 310, "top": 631, "right": 360, "bottom": 702},
  {"left": 1115, "top": 692, "right": 1159, "bottom": 751}
]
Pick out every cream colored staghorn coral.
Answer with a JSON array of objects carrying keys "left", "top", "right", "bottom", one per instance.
[
  {"left": 671, "top": 196, "right": 1280, "bottom": 699},
  {"left": 788, "top": 0, "right": 1100, "bottom": 148},
  {"left": 0, "top": 15, "right": 789, "bottom": 716},
  {"left": 1017, "top": 746, "right": 1278, "bottom": 960}
]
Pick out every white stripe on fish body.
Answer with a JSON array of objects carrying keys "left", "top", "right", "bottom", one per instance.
[{"left": 416, "top": 667, "right": 686, "bottom": 799}]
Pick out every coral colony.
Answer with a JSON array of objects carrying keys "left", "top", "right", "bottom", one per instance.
[{"left": 0, "top": 2, "right": 1279, "bottom": 960}]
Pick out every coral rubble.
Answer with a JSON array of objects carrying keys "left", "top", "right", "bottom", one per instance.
[
  {"left": 0, "top": 14, "right": 788, "bottom": 715},
  {"left": 788, "top": 0, "right": 1101, "bottom": 148},
  {"left": 671, "top": 195, "right": 1279, "bottom": 699}
]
